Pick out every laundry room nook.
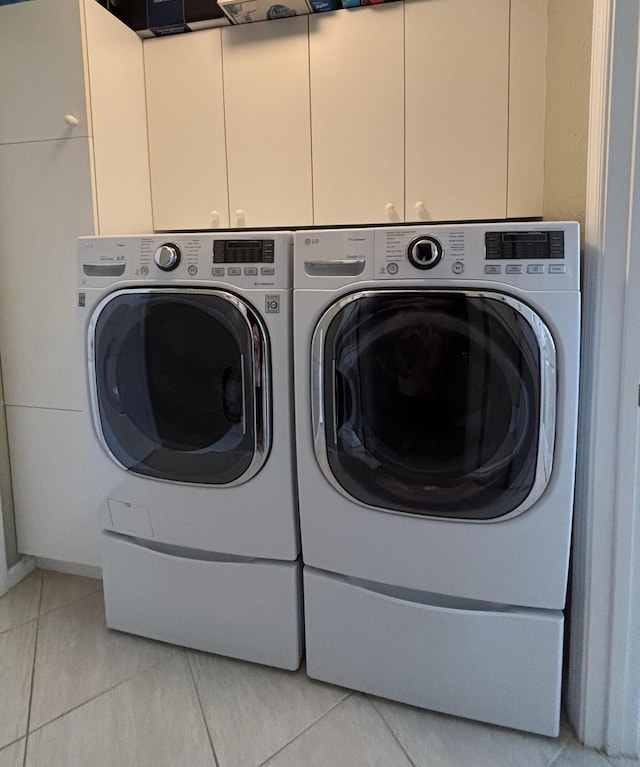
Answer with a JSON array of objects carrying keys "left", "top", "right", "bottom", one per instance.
[{"left": 1, "top": 1, "right": 639, "bottom": 766}]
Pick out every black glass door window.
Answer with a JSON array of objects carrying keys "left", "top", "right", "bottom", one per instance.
[
  {"left": 317, "top": 291, "right": 553, "bottom": 520},
  {"left": 91, "top": 289, "right": 269, "bottom": 485}
]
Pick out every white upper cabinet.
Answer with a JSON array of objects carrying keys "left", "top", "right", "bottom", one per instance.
[
  {"left": 0, "top": 139, "right": 96, "bottom": 411},
  {"left": 145, "top": 20, "right": 312, "bottom": 231},
  {"left": 144, "top": 30, "right": 230, "bottom": 231},
  {"left": 223, "top": 18, "right": 313, "bottom": 229},
  {"left": 309, "top": 6, "right": 405, "bottom": 226},
  {"left": 84, "top": 0, "right": 153, "bottom": 234},
  {"left": 405, "top": 0, "right": 510, "bottom": 222},
  {"left": 0, "top": 0, "right": 151, "bottom": 411},
  {"left": 0, "top": 0, "right": 89, "bottom": 144},
  {"left": 142, "top": 0, "right": 546, "bottom": 230}
]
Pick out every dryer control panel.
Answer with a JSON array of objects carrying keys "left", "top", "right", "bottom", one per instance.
[
  {"left": 294, "top": 223, "right": 579, "bottom": 291},
  {"left": 374, "top": 224, "right": 579, "bottom": 290}
]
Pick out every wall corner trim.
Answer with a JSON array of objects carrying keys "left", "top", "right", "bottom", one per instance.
[{"left": 567, "top": 0, "right": 640, "bottom": 758}]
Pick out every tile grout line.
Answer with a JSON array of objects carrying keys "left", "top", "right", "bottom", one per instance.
[
  {"left": 185, "top": 651, "right": 221, "bottom": 767},
  {"left": 0, "top": 571, "right": 43, "bottom": 639},
  {"left": 543, "top": 716, "right": 572, "bottom": 767},
  {"left": 0, "top": 618, "right": 36, "bottom": 640},
  {"left": 612, "top": 758, "right": 639, "bottom": 765},
  {"left": 38, "top": 584, "right": 103, "bottom": 620},
  {"left": 0, "top": 573, "right": 103, "bottom": 639},
  {"left": 22, "top": 570, "right": 44, "bottom": 767},
  {"left": 548, "top": 740, "right": 622, "bottom": 767},
  {"left": 0, "top": 736, "right": 24, "bottom": 753},
  {"left": 367, "top": 696, "right": 420, "bottom": 767},
  {"left": 256, "top": 690, "right": 354, "bottom": 767},
  {"left": 602, "top": 752, "right": 632, "bottom": 767},
  {"left": 544, "top": 739, "right": 569, "bottom": 767},
  {"left": 24, "top": 647, "right": 183, "bottom": 737}
]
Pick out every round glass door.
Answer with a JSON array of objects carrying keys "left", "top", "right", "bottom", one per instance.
[
  {"left": 90, "top": 288, "right": 270, "bottom": 485},
  {"left": 313, "top": 290, "right": 556, "bottom": 521}
]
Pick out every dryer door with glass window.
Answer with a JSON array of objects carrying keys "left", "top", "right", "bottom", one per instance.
[
  {"left": 312, "top": 289, "right": 556, "bottom": 521},
  {"left": 89, "top": 288, "right": 270, "bottom": 485}
]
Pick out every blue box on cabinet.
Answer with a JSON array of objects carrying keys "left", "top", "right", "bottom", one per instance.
[
  {"left": 307, "top": 0, "right": 338, "bottom": 10},
  {"left": 98, "top": 0, "right": 229, "bottom": 37}
]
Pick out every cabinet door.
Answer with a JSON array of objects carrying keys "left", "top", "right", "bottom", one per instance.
[
  {"left": 0, "top": 139, "right": 96, "bottom": 411},
  {"left": 405, "top": 0, "right": 509, "bottom": 222},
  {"left": 223, "top": 17, "right": 313, "bottom": 229},
  {"left": 84, "top": 0, "right": 153, "bottom": 235},
  {"left": 7, "top": 406, "right": 100, "bottom": 568},
  {"left": 0, "top": 0, "right": 89, "bottom": 144},
  {"left": 144, "top": 30, "right": 229, "bottom": 231},
  {"left": 309, "top": 6, "right": 405, "bottom": 226}
]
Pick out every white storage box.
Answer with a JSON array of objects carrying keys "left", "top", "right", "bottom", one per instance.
[
  {"left": 101, "top": 532, "right": 303, "bottom": 670},
  {"left": 304, "top": 567, "right": 564, "bottom": 736}
]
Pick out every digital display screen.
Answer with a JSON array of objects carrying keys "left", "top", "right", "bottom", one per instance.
[
  {"left": 213, "top": 239, "right": 275, "bottom": 264},
  {"left": 227, "top": 240, "right": 262, "bottom": 250},
  {"left": 502, "top": 233, "right": 548, "bottom": 243},
  {"left": 485, "top": 231, "right": 564, "bottom": 260}
]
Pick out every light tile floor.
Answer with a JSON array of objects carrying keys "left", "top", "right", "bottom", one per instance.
[{"left": 0, "top": 569, "right": 637, "bottom": 767}]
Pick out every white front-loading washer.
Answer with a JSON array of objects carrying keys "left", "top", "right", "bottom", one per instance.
[
  {"left": 78, "top": 232, "right": 301, "bottom": 670},
  {"left": 293, "top": 222, "right": 580, "bottom": 734}
]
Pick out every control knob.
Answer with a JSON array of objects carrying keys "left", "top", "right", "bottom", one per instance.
[
  {"left": 154, "top": 243, "right": 181, "bottom": 271},
  {"left": 407, "top": 236, "right": 443, "bottom": 270}
]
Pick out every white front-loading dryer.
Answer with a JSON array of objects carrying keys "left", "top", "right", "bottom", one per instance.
[
  {"left": 78, "top": 232, "right": 301, "bottom": 670},
  {"left": 293, "top": 223, "right": 580, "bottom": 734}
]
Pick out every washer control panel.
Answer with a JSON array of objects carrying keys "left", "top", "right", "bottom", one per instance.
[{"left": 78, "top": 233, "right": 292, "bottom": 290}]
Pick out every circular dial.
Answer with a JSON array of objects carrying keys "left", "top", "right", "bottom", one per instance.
[
  {"left": 154, "top": 243, "right": 181, "bottom": 271},
  {"left": 407, "top": 236, "right": 443, "bottom": 270}
]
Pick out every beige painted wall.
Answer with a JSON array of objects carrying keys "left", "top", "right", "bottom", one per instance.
[{"left": 543, "top": 0, "right": 594, "bottom": 232}]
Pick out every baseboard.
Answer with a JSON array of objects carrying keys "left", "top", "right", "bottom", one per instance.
[
  {"left": 0, "top": 555, "right": 36, "bottom": 597},
  {"left": 34, "top": 557, "right": 103, "bottom": 581}
]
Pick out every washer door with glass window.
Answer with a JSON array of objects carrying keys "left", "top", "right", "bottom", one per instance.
[
  {"left": 89, "top": 288, "right": 270, "bottom": 486},
  {"left": 312, "top": 290, "right": 556, "bottom": 521}
]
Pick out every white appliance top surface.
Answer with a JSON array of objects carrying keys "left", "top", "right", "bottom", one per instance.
[
  {"left": 78, "top": 232, "right": 293, "bottom": 290},
  {"left": 294, "top": 222, "right": 580, "bottom": 291}
]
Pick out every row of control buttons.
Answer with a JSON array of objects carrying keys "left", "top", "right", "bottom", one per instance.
[
  {"left": 211, "top": 266, "right": 275, "bottom": 277},
  {"left": 484, "top": 264, "right": 566, "bottom": 275},
  {"left": 141, "top": 263, "right": 197, "bottom": 276},
  {"left": 548, "top": 231, "right": 565, "bottom": 259},
  {"left": 389, "top": 260, "right": 464, "bottom": 274}
]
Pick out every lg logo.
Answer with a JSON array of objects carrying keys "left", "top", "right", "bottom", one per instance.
[
  {"left": 304, "top": 238, "right": 320, "bottom": 246},
  {"left": 265, "top": 295, "right": 280, "bottom": 313}
]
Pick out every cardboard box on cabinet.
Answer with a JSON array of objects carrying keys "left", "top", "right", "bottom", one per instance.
[
  {"left": 341, "top": 0, "right": 400, "bottom": 6},
  {"left": 218, "top": 0, "right": 312, "bottom": 24},
  {"left": 96, "top": 0, "right": 398, "bottom": 33}
]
